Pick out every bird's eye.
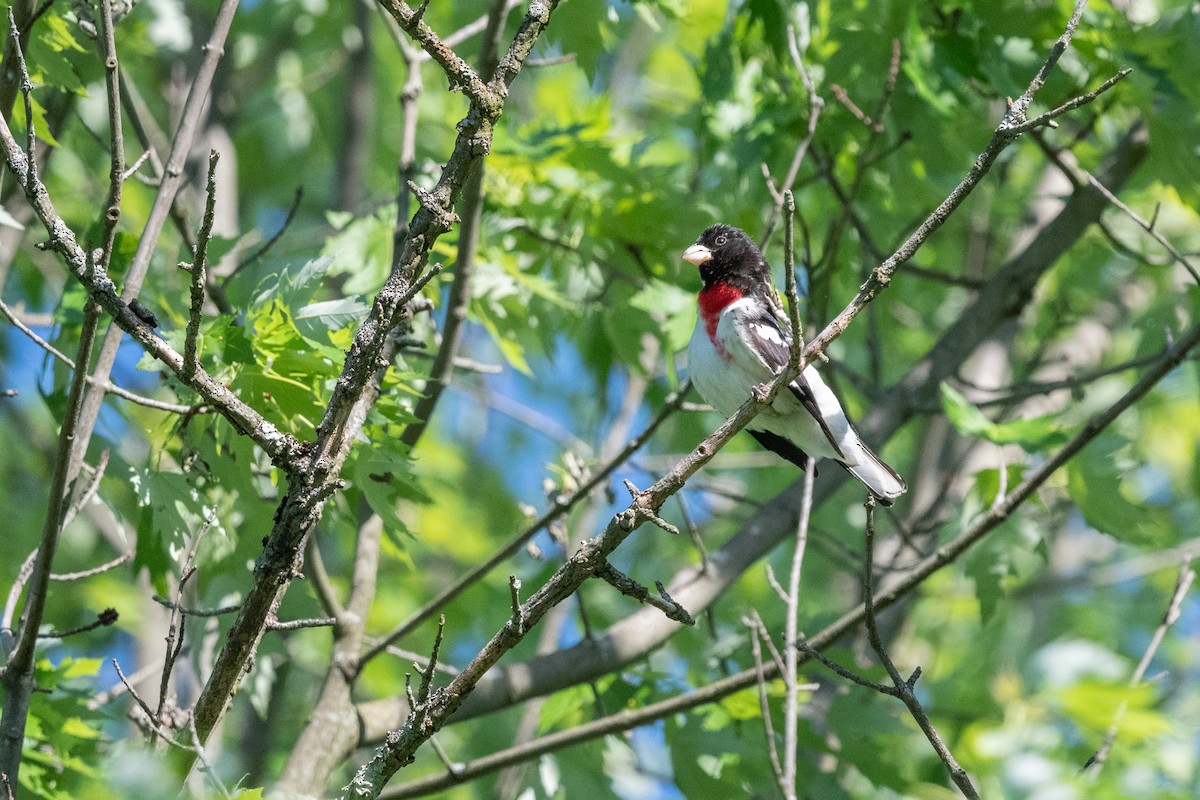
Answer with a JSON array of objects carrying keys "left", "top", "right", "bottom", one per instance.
[{"left": 715, "top": 235, "right": 728, "bottom": 246}]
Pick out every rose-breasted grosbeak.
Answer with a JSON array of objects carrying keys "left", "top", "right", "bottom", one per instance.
[{"left": 683, "top": 224, "right": 907, "bottom": 505}]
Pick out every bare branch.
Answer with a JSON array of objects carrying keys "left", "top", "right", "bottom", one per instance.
[
  {"left": 1084, "top": 560, "right": 1196, "bottom": 775},
  {"left": 50, "top": 552, "right": 130, "bottom": 582},
  {"left": 157, "top": 510, "right": 218, "bottom": 726},
  {"left": 759, "top": 31, "right": 824, "bottom": 249},
  {"left": 94, "top": 0, "right": 125, "bottom": 273},
  {"left": 622, "top": 479, "right": 680, "bottom": 536},
  {"left": 417, "top": 615, "right": 446, "bottom": 706},
  {"left": 36, "top": 608, "right": 118, "bottom": 639},
  {"left": 182, "top": 150, "right": 220, "bottom": 380},
  {"left": 0, "top": 297, "right": 201, "bottom": 414},
  {"left": 1005, "top": 0, "right": 1089, "bottom": 125},
  {"left": 60, "top": 449, "right": 109, "bottom": 531},
  {"left": 746, "top": 616, "right": 784, "bottom": 786},
  {"left": 267, "top": 616, "right": 338, "bottom": 632},
  {"left": 780, "top": 455, "right": 815, "bottom": 799},
  {"left": 857, "top": 500, "right": 980, "bottom": 798},
  {"left": 0, "top": 298, "right": 100, "bottom": 782},
  {"left": 593, "top": 563, "right": 694, "bottom": 626},
  {"left": 377, "top": 0, "right": 491, "bottom": 103},
  {"left": 151, "top": 597, "right": 242, "bottom": 618},
  {"left": 1031, "top": 126, "right": 1199, "bottom": 285},
  {"left": 358, "top": 380, "right": 692, "bottom": 668},
  {"left": 230, "top": 185, "right": 303, "bottom": 278},
  {"left": 1009, "top": 69, "right": 1132, "bottom": 135},
  {"left": 506, "top": 577, "right": 524, "bottom": 636}
]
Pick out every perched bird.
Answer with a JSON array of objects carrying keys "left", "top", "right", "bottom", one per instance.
[{"left": 683, "top": 224, "right": 906, "bottom": 505}]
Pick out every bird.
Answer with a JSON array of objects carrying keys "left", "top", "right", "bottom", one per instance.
[{"left": 682, "top": 223, "right": 907, "bottom": 505}]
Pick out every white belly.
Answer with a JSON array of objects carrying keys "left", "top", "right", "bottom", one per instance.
[{"left": 687, "top": 300, "right": 845, "bottom": 462}]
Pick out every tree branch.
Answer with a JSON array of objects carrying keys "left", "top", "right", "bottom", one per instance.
[
  {"left": 1084, "top": 559, "right": 1195, "bottom": 775},
  {"left": 592, "top": 563, "right": 694, "bottom": 626},
  {"left": 378, "top": 0, "right": 491, "bottom": 104},
  {"left": 858, "top": 499, "right": 980, "bottom": 797},
  {"left": 378, "top": 319, "right": 1200, "bottom": 798},
  {"left": 65, "top": 0, "right": 243, "bottom": 495},
  {"left": 182, "top": 150, "right": 220, "bottom": 380},
  {"left": 0, "top": 298, "right": 100, "bottom": 783},
  {"left": 186, "top": 0, "right": 565, "bottom": 769},
  {"left": 357, "top": 380, "right": 692, "bottom": 669},
  {"left": 398, "top": 0, "right": 511, "bottom": 450}
]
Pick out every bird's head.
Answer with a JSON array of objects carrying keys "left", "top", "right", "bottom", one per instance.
[{"left": 682, "top": 224, "right": 766, "bottom": 288}]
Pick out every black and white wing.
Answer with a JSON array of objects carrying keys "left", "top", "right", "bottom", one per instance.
[{"left": 737, "top": 307, "right": 848, "bottom": 461}]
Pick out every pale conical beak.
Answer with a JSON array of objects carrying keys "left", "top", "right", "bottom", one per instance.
[{"left": 682, "top": 244, "right": 712, "bottom": 266}]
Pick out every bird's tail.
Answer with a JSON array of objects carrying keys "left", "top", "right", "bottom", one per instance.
[{"left": 841, "top": 439, "right": 907, "bottom": 506}]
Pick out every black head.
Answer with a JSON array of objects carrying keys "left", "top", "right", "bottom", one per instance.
[{"left": 682, "top": 224, "right": 770, "bottom": 291}]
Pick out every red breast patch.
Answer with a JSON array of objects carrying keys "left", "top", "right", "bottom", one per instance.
[
  {"left": 698, "top": 282, "right": 743, "bottom": 359},
  {"left": 698, "top": 282, "right": 743, "bottom": 339}
]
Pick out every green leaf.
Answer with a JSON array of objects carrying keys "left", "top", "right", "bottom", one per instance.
[
  {"left": 254, "top": 256, "right": 335, "bottom": 310},
  {"left": 630, "top": 279, "right": 696, "bottom": 354},
  {"left": 538, "top": 684, "right": 594, "bottom": 734},
  {"left": 697, "top": 752, "right": 740, "bottom": 780},
  {"left": 1067, "top": 436, "right": 1172, "bottom": 546},
  {"left": 351, "top": 446, "right": 429, "bottom": 542},
  {"left": 720, "top": 686, "right": 769, "bottom": 721},
  {"left": 940, "top": 383, "right": 1067, "bottom": 451},
  {"left": 1057, "top": 680, "right": 1171, "bottom": 741},
  {"left": 129, "top": 468, "right": 225, "bottom": 593},
  {"left": 230, "top": 790, "right": 267, "bottom": 800},
  {"left": 294, "top": 296, "right": 369, "bottom": 340},
  {"left": 475, "top": 302, "right": 532, "bottom": 375}
]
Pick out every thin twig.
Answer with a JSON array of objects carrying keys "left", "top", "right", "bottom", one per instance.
[
  {"left": 1084, "top": 560, "right": 1195, "bottom": 775},
  {"left": 113, "top": 659, "right": 231, "bottom": 799},
  {"left": 795, "top": 641, "right": 893, "bottom": 693},
  {"left": 151, "top": 597, "right": 242, "bottom": 618},
  {"left": 157, "top": 509, "right": 217, "bottom": 725},
  {"left": 120, "top": 148, "right": 151, "bottom": 182},
  {"left": 1031, "top": 127, "right": 1200, "bottom": 285},
  {"left": 623, "top": 479, "right": 680, "bottom": 536},
  {"left": 50, "top": 552, "right": 130, "bottom": 581},
  {"left": 760, "top": 31, "right": 824, "bottom": 249},
  {"left": 36, "top": 608, "right": 118, "bottom": 639},
  {"left": 507, "top": 577, "right": 524, "bottom": 636},
  {"left": 746, "top": 616, "right": 785, "bottom": 786},
  {"left": 0, "top": 297, "right": 199, "bottom": 414},
  {"left": 780, "top": 456, "right": 815, "bottom": 799},
  {"left": 9, "top": 7, "right": 36, "bottom": 188},
  {"left": 861, "top": 500, "right": 980, "bottom": 798},
  {"left": 94, "top": 0, "right": 125, "bottom": 275},
  {"left": 592, "top": 563, "right": 694, "bottom": 626},
  {"left": 384, "top": 646, "right": 461, "bottom": 678},
  {"left": 227, "top": 186, "right": 304, "bottom": 280},
  {"left": 417, "top": 615, "right": 446, "bottom": 706},
  {"left": 60, "top": 449, "right": 109, "bottom": 531},
  {"left": 305, "top": 536, "right": 345, "bottom": 620},
  {"left": 267, "top": 616, "right": 338, "bottom": 631},
  {"left": 182, "top": 150, "right": 219, "bottom": 380}
]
